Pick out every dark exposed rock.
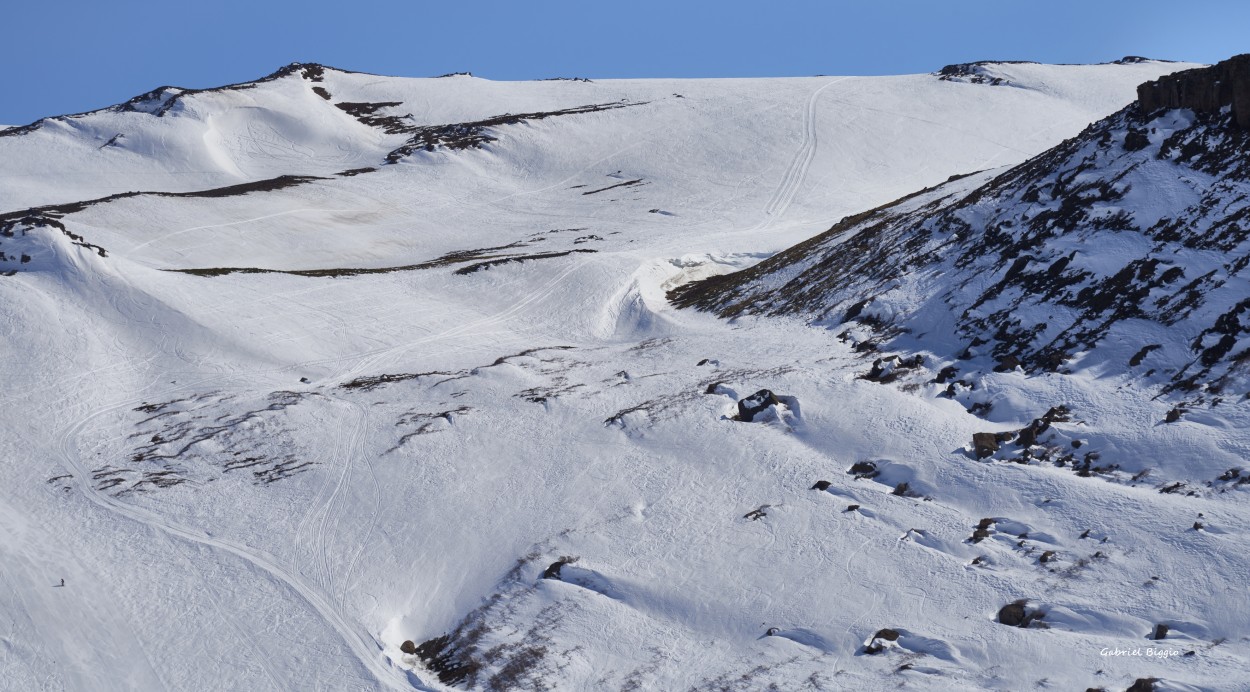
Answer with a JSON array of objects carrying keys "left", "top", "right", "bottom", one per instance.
[
  {"left": 971, "top": 517, "right": 995, "bottom": 543},
  {"left": 1129, "top": 344, "right": 1162, "bottom": 366},
  {"left": 744, "top": 506, "right": 768, "bottom": 521},
  {"left": 384, "top": 102, "right": 643, "bottom": 163},
  {"left": 845, "top": 504, "right": 860, "bottom": 513},
  {"left": 993, "top": 355, "right": 1022, "bottom": 372},
  {"left": 972, "top": 432, "right": 999, "bottom": 459},
  {"left": 997, "top": 602, "right": 1028, "bottom": 626},
  {"left": 736, "top": 389, "right": 781, "bottom": 422},
  {"left": 848, "top": 461, "right": 878, "bottom": 478},
  {"left": 873, "top": 628, "right": 900, "bottom": 641},
  {"left": 810, "top": 480, "right": 831, "bottom": 491},
  {"left": 1008, "top": 407, "right": 1071, "bottom": 451},
  {"left": 1042, "top": 405, "right": 1071, "bottom": 423},
  {"left": 1016, "top": 419, "right": 1049, "bottom": 448},
  {"left": 414, "top": 634, "right": 469, "bottom": 685},
  {"left": 1137, "top": 53, "right": 1250, "bottom": 129},
  {"left": 541, "top": 556, "right": 578, "bottom": 580},
  {"left": 864, "top": 354, "right": 925, "bottom": 383},
  {"left": 400, "top": 640, "right": 417, "bottom": 655},
  {"left": 1039, "top": 550, "right": 1057, "bottom": 563},
  {"left": 1123, "top": 127, "right": 1150, "bottom": 151},
  {"left": 1152, "top": 623, "right": 1169, "bottom": 640},
  {"left": 1165, "top": 407, "right": 1184, "bottom": 423},
  {"left": 863, "top": 627, "right": 902, "bottom": 654},
  {"left": 935, "top": 62, "right": 1017, "bottom": 86},
  {"left": 891, "top": 482, "right": 910, "bottom": 496},
  {"left": 1125, "top": 678, "right": 1157, "bottom": 692}
]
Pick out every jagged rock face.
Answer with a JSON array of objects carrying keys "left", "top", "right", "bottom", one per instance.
[
  {"left": 671, "top": 93, "right": 1250, "bottom": 396},
  {"left": 1138, "top": 54, "right": 1250, "bottom": 129}
]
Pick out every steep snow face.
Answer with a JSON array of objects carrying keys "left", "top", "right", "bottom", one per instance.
[
  {"left": 4, "top": 59, "right": 1249, "bottom": 692},
  {"left": 672, "top": 101, "right": 1250, "bottom": 399}
]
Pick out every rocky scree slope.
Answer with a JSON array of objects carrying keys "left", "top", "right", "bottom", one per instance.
[{"left": 671, "top": 55, "right": 1250, "bottom": 401}]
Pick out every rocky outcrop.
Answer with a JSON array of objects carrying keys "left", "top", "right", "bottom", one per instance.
[
  {"left": 1138, "top": 54, "right": 1250, "bottom": 129},
  {"left": 670, "top": 55, "right": 1250, "bottom": 397},
  {"left": 737, "top": 389, "right": 781, "bottom": 421},
  {"left": 972, "top": 433, "right": 999, "bottom": 459}
]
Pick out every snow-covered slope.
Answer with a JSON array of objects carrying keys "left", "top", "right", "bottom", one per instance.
[
  {"left": 671, "top": 62, "right": 1250, "bottom": 405},
  {"left": 3, "top": 57, "right": 1246, "bottom": 692}
]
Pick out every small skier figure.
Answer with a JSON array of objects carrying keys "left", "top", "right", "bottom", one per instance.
[{"left": 59, "top": 578, "right": 64, "bottom": 587}]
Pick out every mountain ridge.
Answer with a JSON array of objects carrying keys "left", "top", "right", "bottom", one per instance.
[{"left": 670, "top": 56, "right": 1250, "bottom": 403}]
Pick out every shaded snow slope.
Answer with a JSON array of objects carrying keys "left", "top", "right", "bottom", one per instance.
[{"left": 3, "top": 58, "right": 1247, "bottom": 692}]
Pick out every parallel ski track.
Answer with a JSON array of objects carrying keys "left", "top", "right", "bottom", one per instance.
[{"left": 56, "top": 399, "right": 426, "bottom": 692}]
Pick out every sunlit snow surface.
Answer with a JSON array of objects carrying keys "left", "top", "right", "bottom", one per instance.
[{"left": 2, "top": 60, "right": 1245, "bottom": 691}]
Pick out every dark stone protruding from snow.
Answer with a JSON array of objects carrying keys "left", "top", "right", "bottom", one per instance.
[
  {"left": 973, "top": 432, "right": 999, "bottom": 459},
  {"left": 1040, "top": 550, "right": 1056, "bottom": 563},
  {"left": 891, "top": 482, "right": 910, "bottom": 496},
  {"left": 541, "top": 556, "right": 578, "bottom": 580},
  {"left": 400, "top": 640, "right": 417, "bottom": 654},
  {"left": 997, "top": 601, "right": 1028, "bottom": 626},
  {"left": 873, "top": 628, "right": 900, "bottom": 641},
  {"left": 1123, "top": 127, "right": 1150, "bottom": 151},
  {"left": 845, "top": 504, "right": 860, "bottom": 512},
  {"left": 848, "top": 461, "right": 878, "bottom": 478},
  {"left": 993, "top": 355, "right": 1022, "bottom": 372},
  {"left": 810, "top": 480, "right": 831, "bottom": 491},
  {"left": 863, "top": 627, "right": 902, "bottom": 654},
  {"left": 971, "top": 518, "right": 994, "bottom": 543},
  {"left": 765, "top": 627, "right": 779, "bottom": 636},
  {"left": 1152, "top": 623, "right": 1169, "bottom": 640},
  {"left": 1165, "top": 407, "right": 1184, "bottom": 423},
  {"left": 1125, "top": 678, "right": 1158, "bottom": 692},
  {"left": 736, "top": 389, "right": 781, "bottom": 421},
  {"left": 542, "top": 562, "right": 565, "bottom": 580},
  {"left": 744, "top": 507, "right": 768, "bottom": 521}
]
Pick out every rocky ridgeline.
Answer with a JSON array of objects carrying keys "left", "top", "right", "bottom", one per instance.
[
  {"left": 1138, "top": 53, "right": 1250, "bottom": 129},
  {"left": 671, "top": 55, "right": 1250, "bottom": 397}
]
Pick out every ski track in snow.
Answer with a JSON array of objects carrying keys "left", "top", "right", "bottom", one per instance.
[
  {"left": 761, "top": 77, "right": 848, "bottom": 223},
  {"left": 54, "top": 400, "right": 427, "bottom": 692}
]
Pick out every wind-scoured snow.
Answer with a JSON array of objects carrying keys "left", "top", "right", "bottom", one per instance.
[{"left": 2, "top": 58, "right": 1243, "bottom": 692}]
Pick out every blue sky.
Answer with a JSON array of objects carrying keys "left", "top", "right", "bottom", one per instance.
[{"left": 2, "top": 0, "right": 1247, "bottom": 125}]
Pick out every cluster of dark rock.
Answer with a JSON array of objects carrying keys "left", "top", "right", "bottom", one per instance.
[
  {"left": 972, "top": 405, "right": 1071, "bottom": 461},
  {"left": 1138, "top": 53, "right": 1250, "bottom": 129}
]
